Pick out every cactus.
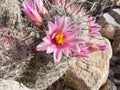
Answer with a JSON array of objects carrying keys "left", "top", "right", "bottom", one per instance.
[{"left": 0, "top": 0, "right": 107, "bottom": 90}]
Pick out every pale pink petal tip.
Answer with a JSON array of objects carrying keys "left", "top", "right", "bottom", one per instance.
[
  {"left": 88, "top": 15, "right": 102, "bottom": 37},
  {"left": 54, "top": 50, "right": 62, "bottom": 64},
  {"left": 98, "top": 44, "right": 108, "bottom": 51},
  {"left": 36, "top": 42, "right": 48, "bottom": 51},
  {"left": 21, "top": 0, "right": 47, "bottom": 27},
  {"left": 74, "top": 45, "right": 91, "bottom": 58}
]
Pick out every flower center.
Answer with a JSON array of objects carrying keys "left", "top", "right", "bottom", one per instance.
[{"left": 55, "top": 32, "right": 64, "bottom": 45}]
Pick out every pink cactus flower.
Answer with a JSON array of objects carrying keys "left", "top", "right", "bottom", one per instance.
[
  {"left": 22, "top": 0, "right": 47, "bottom": 27},
  {"left": 86, "top": 42, "right": 108, "bottom": 51},
  {"left": 55, "top": 0, "right": 66, "bottom": 5},
  {"left": 74, "top": 45, "right": 91, "bottom": 57},
  {"left": 97, "top": 44, "right": 108, "bottom": 51},
  {"left": 34, "top": 0, "right": 48, "bottom": 17},
  {"left": 36, "top": 16, "right": 85, "bottom": 64},
  {"left": 88, "top": 16, "right": 101, "bottom": 37},
  {"left": 74, "top": 42, "right": 107, "bottom": 58}
]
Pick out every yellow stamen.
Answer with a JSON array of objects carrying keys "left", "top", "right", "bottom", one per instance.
[{"left": 55, "top": 32, "right": 64, "bottom": 44}]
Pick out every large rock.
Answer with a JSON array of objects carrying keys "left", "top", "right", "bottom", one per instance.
[
  {"left": 117, "top": 0, "right": 120, "bottom": 6},
  {"left": 110, "top": 55, "right": 120, "bottom": 65},
  {"left": 111, "top": 65, "right": 120, "bottom": 80},
  {"left": 100, "top": 79, "right": 117, "bottom": 90},
  {"left": 100, "top": 25, "right": 120, "bottom": 40},
  {"left": 0, "top": 79, "right": 31, "bottom": 90},
  {"left": 112, "top": 37, "right": 120, "bottom": 57},
  {"left": 65, "top": 37, "right": 112, "bottom": 90}
]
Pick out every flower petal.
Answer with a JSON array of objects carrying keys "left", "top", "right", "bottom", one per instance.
[
  {"left": 79, "top": 45, "right": 89, "bottom": 51},
  {"left": 76, "top": 52, "right": 90, "bottom": 57},
  {"left": 53, "top": 50, "right": 62, "bottom": 64},
  {"left": 42, "top": 36, "right": 50, "bottom": 42},
  {"left": 34, "top": 0, "right": 48, "bottom": 15},
  {"left": 89, "top": 32, "right": 101, "bottom": 37},
  {"left": 47, "top": 45, "right": 56, "bottom": 53},
  {"left": 22, "top": 0, "right": 43, "bottom": 26},
  {"left": 70, "top": 44, "right": 80, "bottom": 52},
  {"left": 51, "top": 32, "right": 57, "bottom": 39},
  {"left": 67, "top": 27, "right": 81, "bottom": 36},
  {"left": 60, "top": 16, "right": 67, "bottom": 32},
  {"left": 88, "top": 15, "right": 101, "bottom": 37},
  {"left": 62, "top": 48, "right": 71, "bottom": 57},
  {"left": 97, "top": 44, "right": 108, "bottom": 51},
  {"left": 36, "top": 42, "right": 49, "bottom": 51},
  {"left": 48, "top": 21, "right": 55, "bottom": 33},
  {"left": 64, "top": 22, "right": 76, "bottom": 31},
  {"left": 90, "top": 28, "right": 101, "bottom": 33},
  {"left": 55, "top": 16, "right": 60, "bottom": 28},
  {"left": 69, "top": 38, "right": 85, "bottom": 44}
]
